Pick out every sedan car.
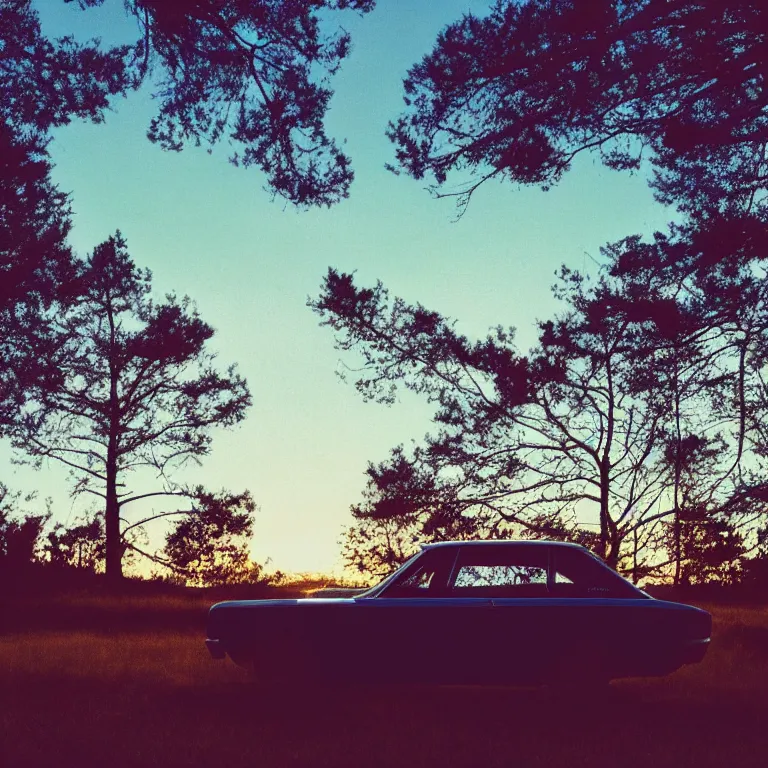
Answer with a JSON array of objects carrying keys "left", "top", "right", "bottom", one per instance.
[{"left": 205, "top": 540, "right": 711, "bottom": 686}]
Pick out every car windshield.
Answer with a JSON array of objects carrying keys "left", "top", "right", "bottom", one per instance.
[{"left": 355, "top": 550, "right": 425, "bottom": 597}]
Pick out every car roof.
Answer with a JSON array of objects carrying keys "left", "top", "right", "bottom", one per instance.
[{"left": 420, "top": 539, "right": 589, "bottom": 551}]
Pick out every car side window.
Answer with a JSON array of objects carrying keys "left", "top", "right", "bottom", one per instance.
[
  {"left": 454, "top": 565, "right": 547, "bottom": 588},
  {"left": 552, "top": 548, "right": 639, "bottom": 598},
  {"left": 450, "top": 547, "right": 550, "bottom": 597}
]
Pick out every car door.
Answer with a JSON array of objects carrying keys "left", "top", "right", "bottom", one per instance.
[
  {"left": 357, "top": 595, "right": 495, "bottom": 683},
  {"left": 544, "top": 546, "right": 648, "bottom": 679},
  {"left": 351, "top": 547, "right": 493, "bottom": 683},
  {"left": 450, "top": 545, "right": 553, "bottom": 684}
]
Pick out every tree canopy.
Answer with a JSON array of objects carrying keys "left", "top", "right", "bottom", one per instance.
[
  {"left": 7, "top": 0, "right": 768, "bottom": 213},
  {"left": 3, "top": 0, "right": 375, "bottom": 208},
  {"left": 1, "top": 0, "right": 132, "bottom": 134},
  {"left": 0, "top": 124, "right": 74, "bottom": 438},
  {"left": 388, "top": 0, "right": 768, "bottom": 217}
]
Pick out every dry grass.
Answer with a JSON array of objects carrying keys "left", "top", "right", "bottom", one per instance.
[{"left": 2, "top": 598, "right": 768, "bottom": 767}]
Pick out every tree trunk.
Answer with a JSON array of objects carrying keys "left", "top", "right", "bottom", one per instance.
[
  {"left": 672, "top": 363, "right": 682, "bottom": 587},
  {"left": 599, "top": 463, "right": 621, "bottom": 569},
  {"left": 672, "top": 512, "right": 682, "bottom": 586},
  {"left": 631, "top": 528, "right": 639, "bottom": 584},
  {"left": 105, "top": 386, "right": 122, "bottom": 582},
  {"left": 601, "top": 355, "right": 618, "bottom": 570},
  {"left": 599, "top": 485, "right": 610, "bottom": 563},
  {"left": 105, "top": 472, "right": 122, "bottom": 583},
  {"left": 104, "top": 298, "right": 122, "bottom": 584}
]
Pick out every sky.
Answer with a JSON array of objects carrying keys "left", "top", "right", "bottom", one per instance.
[{"left": 10, "top": 0, "right": 674, "bottom": 576}]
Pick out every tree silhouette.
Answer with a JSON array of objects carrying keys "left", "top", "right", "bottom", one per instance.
[
  {"left": 312, "top": 269, "right": 663, "bottom": 570},
  {"left": 1, "top": 1, "right": 132, "bottom": 136},
  {"left": 313, "top": 0, "right": 768, "bottom": 579},
  {"left": 0, "top": 124, "right": 75, "bottom": 442},
  {"left": 162, "top": 487, "right": 260, "bottom": 587},
  {"left": 16, "top": 233, "right": 252, "bottom": 581},
  {"left": 388, "top": 0, "right": 768, "bottom": 218},
  {"left": 608, "top": 219, "right": 768, "bottom": 576},
  {"left": 664, "top": 504, "right": 744, "bottom": 586},
  {"left": 1, "top": 2, "right": 134, "bottom": 450},
  {"left": 46, "top": 513, "right": 105, "bottom": 572},
  {"left": 3, "top": 0, "right": 375, "bottom": 208},
  {"left": 340, "top": 447, "right": 504, "bottom": 578},
  {"left": 342, "top": 514, "right": 422, "bottom": 581},
  {"left": 9, "top": 1, "right": 768, "bottom": 212},
  {"left": 0, "top": 483, "right": 47, "bottom": 570},
  {"left": 312, "top": 256, "right": 768, "bottom": 576}
]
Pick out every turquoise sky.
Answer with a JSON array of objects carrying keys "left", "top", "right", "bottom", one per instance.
[{"left": 13, "top": 0, "right": 674, "bottom": 575}]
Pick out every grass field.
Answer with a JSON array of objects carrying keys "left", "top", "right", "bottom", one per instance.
[{"left": 2, "top": 595, "right": 768, "bottom": 767}]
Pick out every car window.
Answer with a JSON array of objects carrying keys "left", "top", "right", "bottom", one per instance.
[
  {"left": 454, "top": 565, "right": 547, "bottom": 588},
  {"left": 400, "top": 565, "right": 436, "bottom": 590},
  {"left": 382, "top": 547, "right": 456, "bottom": 597},
  {"left": 552, "top": 548, "right": 641, "bottom": 598},
  {"left": 450, "top": 546, "right": 549, "bottom": 597}
]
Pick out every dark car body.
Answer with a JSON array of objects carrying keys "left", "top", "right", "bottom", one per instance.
[{"left": 206, "top": 541, "right": 711, "bottom": 685}]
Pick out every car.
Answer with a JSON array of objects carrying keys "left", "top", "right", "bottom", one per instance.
[{"left": 205, "top": 540, "right": 711, "bottom": 687}]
